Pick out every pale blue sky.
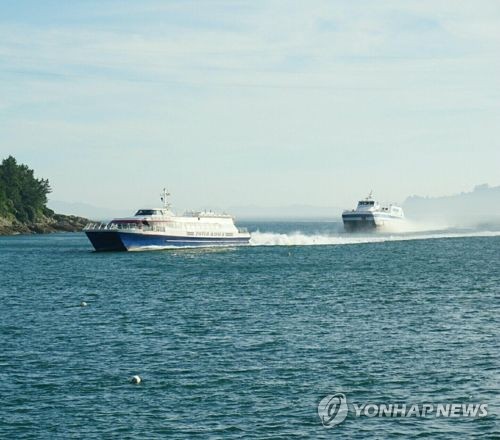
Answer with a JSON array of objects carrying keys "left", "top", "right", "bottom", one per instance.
[{"left": 1, "top": 0, "right": 499, "bottom": 211}]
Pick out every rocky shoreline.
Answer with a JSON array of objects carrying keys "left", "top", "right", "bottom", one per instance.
[{"left": 0, "top": 213, "right": 90, "bottom": 235}]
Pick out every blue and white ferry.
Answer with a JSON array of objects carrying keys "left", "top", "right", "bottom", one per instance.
[
  {"left": 84, "top": 189, "right": 250, "bottom": 251},
  {"left": 342, "top": 192, "right": 405, "bottom": 231}
]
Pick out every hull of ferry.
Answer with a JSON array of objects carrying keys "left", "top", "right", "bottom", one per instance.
[
  {"left": 342, "top": 212, "right": 403, "bottom": 232},
  {"left": 85, "top": 230, "right": 250, "bottom": 252}
]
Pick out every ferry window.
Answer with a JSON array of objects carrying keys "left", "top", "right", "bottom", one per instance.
[{"left": 135, "top": 210, "right": 155, "bottom": 215}]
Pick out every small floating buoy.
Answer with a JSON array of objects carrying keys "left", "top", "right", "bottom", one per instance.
[
  {"left": 80, "top": 301, "right": 88, "bottom": 307},
  {"left": 131, "top": 375, "right": 142, "bottom": 384}
]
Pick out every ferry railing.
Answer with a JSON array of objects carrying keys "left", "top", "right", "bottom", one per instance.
[
  {"left": 84, "top": 222, "right": 168, "bottom": 233},
  {"left": 84, "top": 222, "right": 109, "bottom": 230},
  {"left": 84, "top": 222, "right": 244, "bottom": 235}
]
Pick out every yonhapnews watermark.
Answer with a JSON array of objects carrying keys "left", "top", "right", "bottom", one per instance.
[{"left": 318, "top": 393, "right": 488, "bottom": 428}]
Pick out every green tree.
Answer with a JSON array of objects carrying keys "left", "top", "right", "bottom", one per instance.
[{"left": 0, "top": 156, "right": 52, "bottom": 222}]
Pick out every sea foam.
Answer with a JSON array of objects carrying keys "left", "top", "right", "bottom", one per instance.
[{"left": 249, "top": 229, "right": 500, "bottom": 247}]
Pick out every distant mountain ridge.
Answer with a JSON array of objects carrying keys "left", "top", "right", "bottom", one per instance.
[
  {"left": 403, "top": 184, "right": 500, "bottom": 225},
  {"left": 228, "top": 204, "right": 343, "bottom": 220},
  {"left": 49, "top": 184, "right": 500, "bottom": 225},
  {"left": 47, "top": 200, "right": 130, "bottom": 221}
]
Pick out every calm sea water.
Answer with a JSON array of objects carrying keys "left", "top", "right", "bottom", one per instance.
[{"left": 0, "top": 222, "right": 499, "bottom": 439}]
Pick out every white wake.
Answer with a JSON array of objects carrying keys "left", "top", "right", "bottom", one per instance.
[{"left": 249, "top": 230, "right": 500, "bottom": 247}]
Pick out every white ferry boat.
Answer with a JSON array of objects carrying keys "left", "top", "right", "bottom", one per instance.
[
  {"left": 84, "top": 189, "right": 250, "bottom": 251},
  {"left": 342, "top": 192, "right": 405, "bottom": 231}
]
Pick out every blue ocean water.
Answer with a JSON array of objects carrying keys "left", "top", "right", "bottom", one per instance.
[{"left": 0, "top": 222, "right": 499, "bottom": 439}]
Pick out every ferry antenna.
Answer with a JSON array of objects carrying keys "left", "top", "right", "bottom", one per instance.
[{"left": 160, "top": 188, "right": 171, "bottom": 209}]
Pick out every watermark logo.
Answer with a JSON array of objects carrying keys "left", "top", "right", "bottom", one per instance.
[
  {"left": 317, "top": 393, "right": 348, "bottom": 428},
  {"left": 318, "top": 393, "right": 488, "bottom": 428}
]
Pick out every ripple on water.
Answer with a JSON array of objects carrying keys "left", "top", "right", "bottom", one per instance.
[{"left": 0, "top": 231, "right": 498, "bottom": 439}]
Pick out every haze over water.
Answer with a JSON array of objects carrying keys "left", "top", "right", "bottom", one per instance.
[{"left": 1, "top": 223, "right": 498, "bottom": 438}]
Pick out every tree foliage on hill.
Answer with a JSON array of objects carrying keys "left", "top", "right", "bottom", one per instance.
[{"left": 0, "top": 156, "right": 52, "bottom": 223}]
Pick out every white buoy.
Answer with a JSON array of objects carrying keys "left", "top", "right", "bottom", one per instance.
[
  {"left": 80, "top": 301, "right": 88, "bottom": 307},
  {"left": 131, "top": 375, "right": 142, "bottom": 384}
]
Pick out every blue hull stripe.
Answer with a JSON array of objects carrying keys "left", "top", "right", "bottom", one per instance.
[{"left": 86, "top": 231, "right": 249, "bottom": 251}]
